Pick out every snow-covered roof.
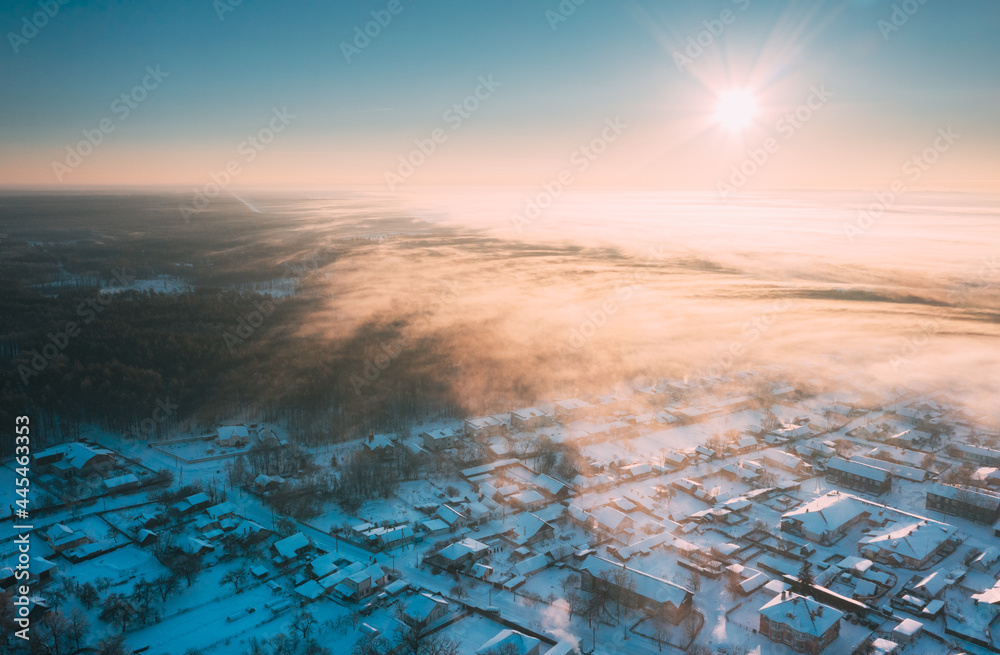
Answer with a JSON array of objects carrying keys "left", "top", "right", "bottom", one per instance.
[
  {"left": 826, "top": 457, "right": 888, "bottom": 482},
  {"left": 860, "top": 520, "right": 957, "bottom": 562},
  {"left": 892, "top": 618, "right": 923, "bottom": 637},
  {"left": 927, "top": 483, "right": 1000, "bottom": 510},
  {"left": 589, "top": 506, "right": 631, "bottom": 532},
  {"left": 512, "top": 489, "right": 545, "bottom": 506},
  {"left": 511, "top": 407, "right": 548, "bottom": 420},
  {"left": 533, "top": 473, "right": 568, "bottom": 496},
  {"left": 554, "top": 398, "right": 593, "bottom": 412},
  {"left": 404, "top": 593, "right": 449, "bottom": 623},
  {"left": 781, "top": 491, "right": 871, "bottom": 535},
  {"left": 759, "top": 592, "right": 843, "bottom": 636},
  {"left": 476, "top": 630, "right": 541, "bottom": 655},
  {"left": 467, "top": 415, "right": 504, "bottom": 429},
  {"left": 217, "top": 425, "right": 249, "bottom": 440},
  {"left": 437, "top": 538, "right": 490, "bottom": 562},
  {"left": 913, "top": 569, "right": 949, "bottom": 596},
  {"left": 582, "top": 556, "right": 692, "bottom": 608},
  {"left": 104, "top": 473, "right": 139, "bottom": 488},
  {"left": 273, "top": 532, "right": 310, "bottom": 559},
  {"left": 36, "top": 442, "right": 115, "bottom": 470}
]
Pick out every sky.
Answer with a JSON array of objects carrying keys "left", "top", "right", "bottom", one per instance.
[{"left": 1, "top": 0, "right": 998, "bottom": 191}]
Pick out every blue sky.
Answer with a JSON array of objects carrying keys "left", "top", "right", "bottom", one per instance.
[{"left": 1, "top": 0, "right": 997, "bottom": 189}]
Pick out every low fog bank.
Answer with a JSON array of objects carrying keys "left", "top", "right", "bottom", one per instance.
[
  {"left": 3, "top": 189, "right": 997, "bottom": 439},
  {"left": 270, "top": 189, "right": 1000, "bottom": 424}
]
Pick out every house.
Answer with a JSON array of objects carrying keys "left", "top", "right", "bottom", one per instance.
[
  {"left": 465, "top": 416, "right": 505, "bottom": 439},
  {"left": 307, "top": 553, "right": 343, "bottom": 579},
  {"left": 32, "top": 442, "right": 115, "bottom": 479},
  {"left": 205, "top": 502, "right": 239, "bottom": 522},
  {"left": 2, "top": 557, "right": 57, "bottom": 590},
  {"left": 335, "top": 563, "right": 387, "bottom": 601},
  {"left": 950, "top": 443, "right": 1000, "bottom": 467},
  {"left": 730, "top": 436, "right": 759, "bottom": 455},
  {"left": 970, "top": 547, "right": 1000, "bottom": 572},
  {"left": 271, "top": 533, "right": 313, "bottom": 565},
  {"left": 780, "top": 492, "right": 874, "bottom": 544},
  {"left": 926, "top": 483, "right": 1000, "bottom": 524},
  {"left": 173, "top": 492, "right": 212, "bottom": 515},
  {"left": 663, "top": 452, "right": 688, "bottom": 469},
  {"left": 429, "top": 537, "right": 492, "bottom": 570},
  {"left": 476, "top": 629, "right": 541, "bottom": 655},
  {"left": 417, "top": 518, "right": 450, "bottom": 537},
  {"left": 103, "top": 473, "right": 140, "bottom": 493},
  {"left": 181, "top": 538, "right": 215, "bottom": 556},
  {"left": 511, "top": 489, "right": 547, "bottom": 511},
  {"left": 553, "top": 398, "right": 594, "bottom": 421},
  {"left": 435, "top": 505, "right": 468, "bottom": 530},
  {"left": 890, "top": 618, "right": 922, "bottom": 645},
  {"left": 580, "top": 555, "right": 694, "bottom": 624},
  {"left": 466, "top": 500, "right": 500, "bottom": 525},
  {"left": 764, "top": 451, "right": 811, "bottom": 476},
  {"left": 379, "top": 526, "right": 414, "bottom": 549},
  {"left": 362, "top": 433, "right": 394, "bottom": 453},
  {"left": 851, "top": 455, "right": 927, "bottom": 482},
  {"left": 402, "top": 593, "right": 450, "bottom": 629},
  {"left": 294, "top": 580, "right": 325, "bottom": 603},
  {"left": 858, "top": 519, "right": 957, "bottom": 569},
  {"left": 510, "top": 407, "right": 552, "bottom": 431},
  {"left": 255, "top": 426, "right": 287, "bottom": 447},
  {"left": 533, "top": 474, "right": 571, "bottom": 499},
  {"left": 234, "top": 520, "right": 271, "bottom": 542},
  {"left": 43, "top": 524, "right": 90, "bottom": 553},
  {"left": 588, "top": 506, "right": 634, "bottom": 542},
  {"left": 825, "top": 458, "right": 891, "bottom": 495},
  {"left": 620, "top": 462, "right": 655, "bottom": 480},
  {"left": 421, "top": 427, "right": 459, "bottom": 451},
  {"left": 758, "top": 591, "right": 843, "bottom": 654},
  {"left": 911, "top": 569, "right": 949, "bottom": 599},
  {"left": 695, "top": 445, "right": 716, "bottom": 460},
  {"left": 253, "top": 474, "right": 286, "bottom": 493},
  {"left": 506, "top": 513, "right": 555, "bottom": 547},
  {"left": 216, "top": 425, "right": 250, "bottom": 447}
]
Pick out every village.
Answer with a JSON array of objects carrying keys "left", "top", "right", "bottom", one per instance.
[{"left": 3, "top": 371, "right": 1000, "bottom": 655}]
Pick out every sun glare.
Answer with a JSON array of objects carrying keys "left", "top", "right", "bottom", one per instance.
[{"left": 715, "top": 89, "right": 758, "bottom": 131}]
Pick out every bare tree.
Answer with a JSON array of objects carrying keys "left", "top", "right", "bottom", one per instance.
[
  {"left": 221, "top": 565, "right": 251, "bottom": 594},
  {"left": 682, "top": 611, "right": 700, "bottom": 644},
  {"left": 37, "top": 610, "right": 71, "bottom": 655},
  {"left": 67, "top": 606, "right": 90, "bottom": 653},
  {"left": 96, "top": 633, "right": 131, "bottom": 655},
  {"left": 291, "top": 610, "right": 318, "bottom": 642},
  {"left": 151, "top": 574, "right": 180, "bottom": 603},
  {"left": 99, "top": 593, "right": 133, "bottom": 632}
]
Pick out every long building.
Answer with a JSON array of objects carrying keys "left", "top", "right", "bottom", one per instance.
[
  {"left": 926, "top": 483, "right": 1000, "bottom": 524},
  {"left": 580, "top": 555, "right": 694, "bottom": 624},
  {"left": 825, "top": 457, "right": 891, "bottom": 495}
]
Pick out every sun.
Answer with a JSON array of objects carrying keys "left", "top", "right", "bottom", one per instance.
[{"left": 714, "top": 89, "right": 758, "bottom": 131}]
